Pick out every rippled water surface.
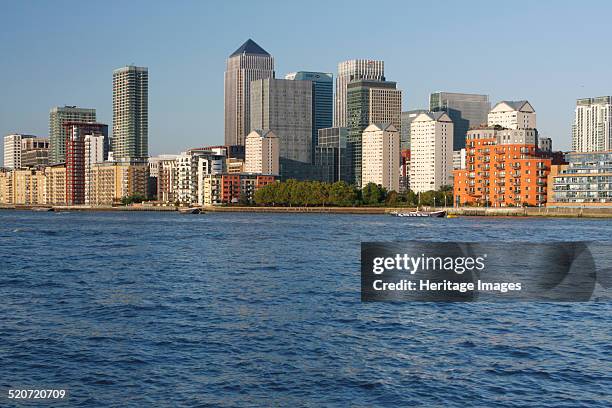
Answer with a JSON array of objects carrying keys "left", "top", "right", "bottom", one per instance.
[{"left": 0, "top": 210, "right": 611, "bottom": 407}]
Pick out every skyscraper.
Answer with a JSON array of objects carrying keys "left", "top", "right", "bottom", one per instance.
[
  {"left": 346, "top": 80, "right": 401, "bottom": 186},
  {"left": 250, "top": 78, "right": 312, "bottom": 164},
  {"left": 49, "top": 106, "right": 96, "bottom": 163},
  {"left": 429, "top": 92, "right": 490, "bottom": 150},
  {"left": 334, "top": 60, "right": 385, "bottom": 128},
  {"left": 285, "top": 71, "right": 333, "bottom": 161},
  {"left": 224, "top": 39, "right": 275, "bottom": 146},
  {"left": 572, "top": 96, "right": 612, "bottom": 152},
  {"left": 112, "top": 65, "right": 148, "bottom": 161}
]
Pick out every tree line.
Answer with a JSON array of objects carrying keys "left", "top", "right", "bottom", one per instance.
[{"left": 253, "top": 179, "right": 453, "bottom": 207}]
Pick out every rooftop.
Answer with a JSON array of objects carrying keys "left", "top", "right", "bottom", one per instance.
[{"left": 229, "top": 39, "right": 270, "bottom": 57}]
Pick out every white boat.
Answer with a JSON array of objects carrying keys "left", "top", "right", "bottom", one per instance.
[
  {"left": 391, "top": 210, "right": 446, "bottom": 218},
  {"left": 32, "top": 207, "right": 54, "bottom": 212},
  {"left": 178, "top": 207, "right": 202, "bottom": 214}
]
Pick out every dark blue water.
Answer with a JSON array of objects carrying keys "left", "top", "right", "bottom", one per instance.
[{"left": 0, "top": 211, "right": 610, "bottom": 407}]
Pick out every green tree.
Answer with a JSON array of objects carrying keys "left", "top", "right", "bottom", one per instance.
[{"left": 361, "top": 183, "right": 386, "bottom": 205}]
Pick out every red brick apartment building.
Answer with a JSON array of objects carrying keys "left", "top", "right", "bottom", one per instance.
[{"left": 454, "top": 127, "right": 563, "bottom": 207}]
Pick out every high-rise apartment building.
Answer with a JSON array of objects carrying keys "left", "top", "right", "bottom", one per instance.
[
  {"left": 49, "top": 106, "right": 96, "bottom": 163},
  {"left": 361, "top": 123, "right": 400, "bottom": 192},
  {"left": 400, "top": 110, "right": 428, "bottom": 150},
  {"left": 346, "top": 80, "right": 401, "bottom": 186},
  {"left": 250, "top": 78, "right": 312, "bottom": 164},
  {"left": 487, "top": 100, "right": 536, "bottom": 129},
  {"left": 65, "top": 122, "right": 108, "bottom": 205},
  {"left": 84, "top": 134, "right": 108, "bottom": 204},
  {"left": 572, "top": 96, "right": 612, "bottom": 152},
  {"left": 224, "top": 39, "right": 275, "bottom": 146},
  {"left": 3, "top": 134, "right": 36, "bottom": 169},
  {"left": 454, "top": 128, "right": 552, "bottom": 207},
  {"left": 429, "top": 92, "right": 490, "bottom": 150},
  {"left": 409, "top": 112, "right": 454, "bottom": 193},
  {"left": 113, "top": 65, "right": 148, "bottom": 161},
  {"left": 285, "top": 71, "right": 333, "bottom": 161},
  {"left": 334, "top": 60, "right": 385, "bottom": 128},
  {"left": 245, "top": 129, "right": 279, "bottom": 175}
]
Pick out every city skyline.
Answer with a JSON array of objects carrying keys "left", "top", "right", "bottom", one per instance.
[{"left": 2, "top": 1, "right": 612, "bottom": 162}]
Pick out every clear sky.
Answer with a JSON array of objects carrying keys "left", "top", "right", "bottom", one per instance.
[{"left": 2, "top": 0, "right": 611, "bottom": 161}]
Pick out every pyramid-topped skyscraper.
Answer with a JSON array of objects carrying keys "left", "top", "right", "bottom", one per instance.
[{"left": 224, "top": 39, "right": 275, "bottom": 146}]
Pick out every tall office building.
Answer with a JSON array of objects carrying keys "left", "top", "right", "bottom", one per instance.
[
  {"left": 334, "top": 60, "right": 385, "bottom": 128},
  {"left": 429, "top": 92, "right": 490, "bottom": 150},
  {"left": 572, "top": 96, "right": 612, "bottom": 152},
  {"left": 49, "top": 106, "right": 96, "bottom": 163},
  {"left": 224, "top": 39, "right": 275, "bottom": 146},
  {"left": 346, "top": 80, "right": 401, "bottom": 186},
  {"left": 400, "top": 110, "right": 428, "bottom": 150},
  {"left": 250, "top": 78, "right": 312, "bottom": 164},
  {"left": 113, "top": 65, "right": 148, "bottom": 161},
  {"left": 409, "top": 112, "right": 454, "bottom": 193},
  {"left": 3, "top": 134, "right": 36, "bottom": 169},
  {"left": 285, "top": 71, "right": 333, "bottom": 161},
  {"left": 361, "top": 123, "right": 400, "bottom": 192},
  {"left": 487, "top": 100, "right": 536, "bottom": 130}
]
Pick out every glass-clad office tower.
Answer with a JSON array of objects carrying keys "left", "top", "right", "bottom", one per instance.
[
  {"left": 429, "top": 92, "right": 490, "bottom": 150},
  {"left": 285, "top": 72, "right": 333, "bottom": 162}
]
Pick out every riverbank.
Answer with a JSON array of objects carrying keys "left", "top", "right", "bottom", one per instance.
[
  {"left": 2, "top": 204, "right": 612, "bottom": 217},
  {"left": 206, "top": 206, "right": 612, "bottom": 218}
]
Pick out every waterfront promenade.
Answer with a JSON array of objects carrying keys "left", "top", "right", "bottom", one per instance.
[{"left": 2, "top": 204, "right": 612, "bottom": 217}]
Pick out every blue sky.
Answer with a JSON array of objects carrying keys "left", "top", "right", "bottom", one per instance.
[{"left": 1, "top": 0, "right": 611, "bottom": 160}]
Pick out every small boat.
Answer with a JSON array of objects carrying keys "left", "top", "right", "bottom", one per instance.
[
  {"left": 32, "top": 207, "right": 54, "bottom": 212},
  {"left": 178, "top": 207, "right": 201, "bottom": 214},
  {"left": 391, "top": 210, "right": 447, "bottom": 218}
]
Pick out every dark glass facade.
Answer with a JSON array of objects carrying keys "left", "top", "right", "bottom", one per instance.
[
  {"left": 430, "top": 92, "right": 490, "bottom": 150},
  {"left": 315, "top": 127, "right": 351, "bottom": 184}
]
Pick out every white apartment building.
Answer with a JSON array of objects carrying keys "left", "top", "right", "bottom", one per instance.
[
  {"left": 409, "top": 112, "right": 454, "bottom": 193},
  {"left": 487, "top": 100, "right": 536, "bottom": 129},
  {"left": 175, "top": 150, "right": 224, "bottom": 204},
  {"left": 244, "top": 129, "right": 279, "bottom": 175},
  {"left": 3, "top": 134, "right": 35, "bottom": 169},
  {"left": 572, "top": 96, "right": 612, "bottom": 152},
  {"left": 196, "top": 154, "right": 224, "bottom": 205},
  {"left": 84, "top": 134, "right": 106, "bottom": 204},
  {"left": 361, "top": 123, "right": 399, "bottom": 192},
  {"left": 453, "top": 149, "right": 467, "bottom": 170}
]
